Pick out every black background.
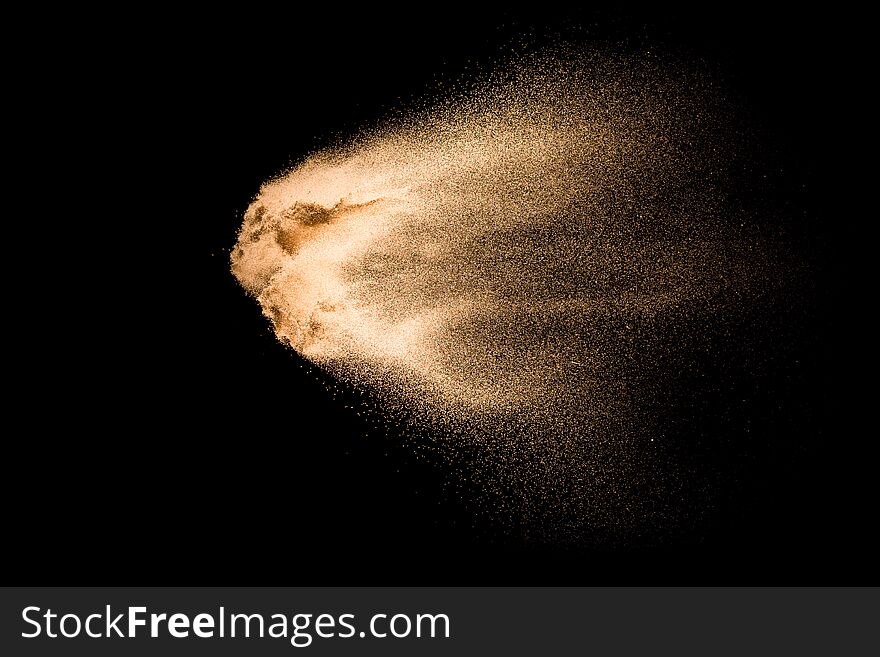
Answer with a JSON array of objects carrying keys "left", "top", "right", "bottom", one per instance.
[{"left": 11, "top": 6, "right": 868, "bottom": 583}]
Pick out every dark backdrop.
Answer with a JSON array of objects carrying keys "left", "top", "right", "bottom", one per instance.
[{"left": 11, "top": 6, "right": 866, "bottom": 583}]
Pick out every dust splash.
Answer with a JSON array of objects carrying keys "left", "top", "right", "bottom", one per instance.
[{"left": 231, "top": 51, "right": 794, "bottom": 544}]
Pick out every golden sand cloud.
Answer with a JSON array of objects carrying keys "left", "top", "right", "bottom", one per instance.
[{"left": 231, "top": 51, "right": 793, "bottom": 543}]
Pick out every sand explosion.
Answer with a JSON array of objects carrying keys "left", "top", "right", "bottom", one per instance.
[{"left": 231, "top": 51, "right": 794, "bottom": 544}]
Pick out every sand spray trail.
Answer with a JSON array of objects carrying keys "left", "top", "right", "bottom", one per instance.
[{"left": 231, "top": 52, "right": 795, "bottom": 543}]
